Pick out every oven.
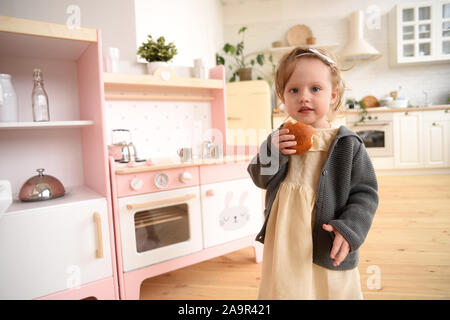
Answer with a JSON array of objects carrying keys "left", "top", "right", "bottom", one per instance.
[
  {"left": 347, "top": 112, "right": 394, "bottom": 157},
  {"left": 117, "top": 177, "right": 203, "bottom": 272}
]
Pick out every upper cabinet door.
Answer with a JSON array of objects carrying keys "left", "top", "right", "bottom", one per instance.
[{"left": 438, "top": 1, "right": 450, "bottom": 57}]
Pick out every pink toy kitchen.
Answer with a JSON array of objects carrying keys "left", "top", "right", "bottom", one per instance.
[{"left": 0, "top": 15, "right": 264, "bottom": 300}]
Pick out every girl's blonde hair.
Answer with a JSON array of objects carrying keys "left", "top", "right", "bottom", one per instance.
[{"left": 275, "top": 47, "right": 346, "bottom": 121}]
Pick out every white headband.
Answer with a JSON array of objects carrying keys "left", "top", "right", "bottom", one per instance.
[{"left": 295, "top": 47, "right": 336, "bottom": 65}]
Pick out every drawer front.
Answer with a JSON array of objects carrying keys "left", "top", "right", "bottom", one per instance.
[
  {"left": 423, "top": 110, "right": 450, "bottom": 122},
  {"left": 0, "top": 199, "right": 112, "bottom": 299},
  {"left": 200, "top": 178, "right": 264, "bottom": 248},
  {"left": 199, "top": 162, "right": 249, "bottom": 185},
  {"left": 116, "top": 166, "right": 199, "bottom": 197}
]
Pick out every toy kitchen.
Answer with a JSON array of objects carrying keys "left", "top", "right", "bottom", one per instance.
[
  {"left": 0, "top": 16, "right": 263, "bottom": 300},
  {"left": 104, "top": 67, "right": 264, "bottom": 299}
]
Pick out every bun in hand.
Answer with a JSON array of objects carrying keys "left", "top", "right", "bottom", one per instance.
[{"left": 281, "top": 121, "right": 314, "bottom": 154}]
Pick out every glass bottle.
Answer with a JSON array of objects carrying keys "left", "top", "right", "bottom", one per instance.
[{"left": 32, "top": 69, "right": 50, "bottom": 121}]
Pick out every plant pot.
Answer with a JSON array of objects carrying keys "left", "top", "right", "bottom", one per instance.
[
  {"left": 147, "top": 61, "right": 169, "bottom": 75},
  {"left": 237, "top": 68, "right": 252, "bottom": 81}
]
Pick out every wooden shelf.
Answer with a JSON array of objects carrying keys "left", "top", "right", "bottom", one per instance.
[
  {"left": 0, "top": 120, "right": 94, "bottom": 130},
  {"left": 267, "top": 44, "right": 340, "bottom": 61},
  {"left": 103, "top": 70, "right": 223, "bottom": 90},
  {"left": 0, "top": 15, "right": 97, "bottom": 60},
  {"left": 0, "top": 15, "right": 97, "bottom": 42},
  {"left": 104, "top": 68, "right": 223, "bottom": 102},
  {"left": 104, "top": 94, "right": 213, "bottom": 102}
]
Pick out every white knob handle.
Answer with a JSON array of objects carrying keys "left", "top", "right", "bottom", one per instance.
[
  {"left": 179, "top": 171, "right": 193, "bottom": 183},
  {"left": 130, "top": 177, "right": 143, "bottom": 191}
]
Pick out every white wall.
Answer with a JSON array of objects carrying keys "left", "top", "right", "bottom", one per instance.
[
  {"left": 134, "top": 0, "right": 224, "bottom": 70},
  {"left": 221, "top": 0, "right": 450, "bottom": 106},
  {"left": 0, "top": 0, "right": 224, "bottom": 74}
]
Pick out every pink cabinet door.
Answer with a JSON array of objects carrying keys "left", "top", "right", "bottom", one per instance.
[{"left": 200, "top": 178, "right": 264, "bottom": 249}]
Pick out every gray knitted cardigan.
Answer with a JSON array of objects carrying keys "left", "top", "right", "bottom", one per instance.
[{"left": 247, "top": 125, "right": 379, "bottom": 271}]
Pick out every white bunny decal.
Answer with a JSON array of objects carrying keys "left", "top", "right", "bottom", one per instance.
[{"left": 219, "top": 190, "right": 250, "bottom": 231}]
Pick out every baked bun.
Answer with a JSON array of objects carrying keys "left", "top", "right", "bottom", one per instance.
[{"left": 281, "top": 121, "right": 314, "bottom": 154}]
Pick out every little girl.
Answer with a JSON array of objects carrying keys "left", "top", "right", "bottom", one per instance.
[{"left": 248, "top": 47, "right": 379, "bottom": 300}]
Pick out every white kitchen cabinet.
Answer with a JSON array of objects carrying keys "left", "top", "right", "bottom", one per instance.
[
  {"left": 394, "top": 111, "right": 423, "bottom": 168},
  {"left": 423, "top": 110, "right": 450, "bottom": 167},
  {"left": 200, "top": 178, "right": 263, "bottom": 249},
  {"left": 0, "top": 198, "right": 112, "bottom": 300},
  {"left": 389, "top": 1, "right": 450, "bottom": 65}
]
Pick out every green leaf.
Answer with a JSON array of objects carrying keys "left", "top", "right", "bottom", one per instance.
[
  {"left": 216, "top": 53, "right": 225, "bottom": 65},
  {"left": 250, "top": 59, "right": 255, "bottom": 66},
  {"left": 257, "top": 76, "right": 263, "bottom": 80},
  {"left": 236, "top": 42, "right": 244, "bottom": 56},
  {"left": 223, "top": 43, "right": 233, "bottom": 53},
  {"left": 238, "top": 26, "right": 247, "bottom": 34},
  {"left": 256, "top": 54, "right": 264, "bottom": 66}
]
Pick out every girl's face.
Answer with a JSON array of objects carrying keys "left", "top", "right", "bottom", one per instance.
[{"left": 282, "top": 57, "right": 337, "bottom": 128}]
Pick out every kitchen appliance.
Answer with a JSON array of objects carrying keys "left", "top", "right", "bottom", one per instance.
[
  {"left": 347, "top": 113, "right": 394, "bottom": 157},
  {"left": 0, "top": 180, "right": 12, "bottom": 218},
  {"left": 339, "top": 10, "right": 381, "bottom": 61},
  {"left": 19, "top": 168, "right": 65, "bottom": 202},
  {"left": 0, "top": 74, "right": 18, "bottom": 122},
  {"left": 116, "top": 167, "right": 203, "bottom": 272},
  {"left": 109, "top": 129, "right": 145, "bottom": 163}
]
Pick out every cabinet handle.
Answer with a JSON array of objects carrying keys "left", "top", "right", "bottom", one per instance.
[
  {"left": 432, "top": 122, "right": 440, "bottom": 126},
  {"left": 126, "top": 194, "right": 196, "bottom": 210},
  {"left": 93, "top": 212, "right": 104, "bottom": 259}
]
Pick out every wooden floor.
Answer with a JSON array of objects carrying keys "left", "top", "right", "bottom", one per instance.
[{"left": 139, "top": 174, "right": 450, "bottom": 300}]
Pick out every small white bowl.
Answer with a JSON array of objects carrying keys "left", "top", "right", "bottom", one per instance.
[{"left": 388, "top": 99, "right": 408, "bottom": 108}]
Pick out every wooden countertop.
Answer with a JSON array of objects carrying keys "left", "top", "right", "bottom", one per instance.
[
  {"left": 115, "top": 155, "right": 254, "bottom": 174},
  {"left": 272, "top": 105, "right": 450, "bottom": 117}
]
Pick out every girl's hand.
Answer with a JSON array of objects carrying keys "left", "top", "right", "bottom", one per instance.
[
  {"left": 271, "top": 128, "right": 297, "bottom": 155},
  {"left": 322, "top": 224, "right": 351, "bottom": 267}
]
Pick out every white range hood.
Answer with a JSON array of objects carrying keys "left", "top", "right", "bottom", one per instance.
[{"left": 339, "top": 10, "right": 381, "bottom": 62}]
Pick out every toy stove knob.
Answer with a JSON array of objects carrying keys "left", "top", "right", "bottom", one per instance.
[
  {"left": 130, "top": 177, "right": 143, "bottom": 191},
  {"left": 179, "top": 171, "right": 193, "bottom": 183}
]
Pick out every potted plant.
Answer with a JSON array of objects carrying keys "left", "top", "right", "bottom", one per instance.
[
  {"left": 346, "top": 98, "right": 368, "bottom": 123},
  {"left": 216, "top": 26, "right": 267, "bottom": 82},
  {"left": 137, "top": 35, "right": 178, "bottom": 74}
]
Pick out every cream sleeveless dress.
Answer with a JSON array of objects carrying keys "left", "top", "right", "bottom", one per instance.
[{"left": 257, "top": 127, "right": 363, "bottom": 300}]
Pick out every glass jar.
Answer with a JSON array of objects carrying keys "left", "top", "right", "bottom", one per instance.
[{"left": 0, "top": 74, "right": 19, "bottom": 122}]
